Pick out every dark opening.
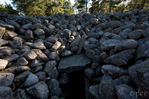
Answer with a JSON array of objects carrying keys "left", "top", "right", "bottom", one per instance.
[{"left": 60, "top": 70, "right": 85, "bottom": 99}]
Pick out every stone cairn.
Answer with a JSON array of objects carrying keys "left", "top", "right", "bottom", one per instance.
[{"left": 0, "top": 9, "right": 148, "bottom": 99}]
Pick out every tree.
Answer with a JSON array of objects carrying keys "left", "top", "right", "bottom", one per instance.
[
  {"left": 12, "top": 0, "right": 74, "bottom": 16},
  {"left": 0, "top": 3, "right": 18, "bottom": 14}
]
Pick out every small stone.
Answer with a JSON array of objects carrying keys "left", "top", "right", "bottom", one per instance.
[
  {"left": 36, "top": 71, "right": 46, "bottom": 81},
  {"left": 115, "top": 39, "right": 138, "bottom": 52},
  {"left": 0, "top": 27, "right": 5, "bottom": 38},
  {"left": 128, "top": 29, "right": 144, "bottom": 40},
  {"left": 46, "top": 36, "right": 58, "bottom": 43},
  {"left": 26, "top": 81, "right": 49, "bottom": 99},
  {"left": 108, "top": 21, "right": 121, "bottom": 28},
  {"left": 5, "top": 54, "right": 19, "bottom": 62},
  {"left": 85, "top": 49, "right": 95, "bottom": 59},
  {"left": 0, "top": 59, "right": 8, "bottom": 70},
  {"left": 0, "top": 39, "right": 8, "bottom": 46},
  {"left": 116, "top": 84, "right": 136, "bottom": 99},
  {"left": 90, "top": 18, "right": 98, "bottom": 25},
  {"left": 34, "top": 29, "right": 45, "bottom": 36},
  {"left": 84, "top": 68, "right": 94, "bottom": 79},
  {"left": 104, "top": 49, "right": 135, "bottom": 66},
  {"left": 24, "top": 50, "right": 37, "bottom": 60},
  {"left": 48, "top": 67, "right": 58, "bottom": 78},
  {"left": 61, "top": 50, "right": 73, "bottom": 56},
  {"left": 15, "top": 66, "right": 31, "bottom": 73},
  {"left": 59, "top": 73, "right": 68, "bottom": 85},
  {"left": 49, "top": 52, "right": 60, "bottom": 61},
  {"left": 16, "top": 57, "right": 28, "bottom": 66},
  {"left": 0, "top": 86, "right": 12, "bottom": 99},
  {"left": 23, "top": 72, "right": 39, "bottom": 87},
  {"left": 25, "top": 30, "right": 34, "bottom": 40},
  {"left": 44, "top": 61, "right": 57, "bottom": 73},
  {"left": 51, "top": 41, "right": 61, "bottom": 51},
  {"left": 31, "top": 42, "right": 46, "bottom": 50},
  {"left": 0, "top": 73, "right": 14, "bottom": 86},
  {"left": 89, "top": 85, "right": 99, "bottom": 99},
  {"left": 63, "top": 29, "right": 71, "bottom": 38}
]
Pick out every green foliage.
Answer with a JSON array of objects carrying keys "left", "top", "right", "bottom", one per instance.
[
  {"left": 0, "top": 3, "right": 18, "bottom": 14},
  {"left": 12, "top": 0, "right": 74, "bottom": 16}
]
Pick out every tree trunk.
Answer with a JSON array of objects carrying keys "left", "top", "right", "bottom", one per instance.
[
  {"left": 86, "top": 0, "right": 87, "bottom": 13},
  {"left": 109, "top": 0, "right": 112, "bottom": 13},
  {"left": 133, "top": 0, "right": 138, "bottom": 9},
  {"left": 140, "top": 0, "right": 146, "bottom": 9}
]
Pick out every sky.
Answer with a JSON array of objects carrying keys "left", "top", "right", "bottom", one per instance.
[{"left": 0, "top": 0, "right": 75, "bottom": 5}]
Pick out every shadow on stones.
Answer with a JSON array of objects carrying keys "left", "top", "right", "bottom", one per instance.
[{"left": 60, "top": 70, "right": 85, "bottom": 99}]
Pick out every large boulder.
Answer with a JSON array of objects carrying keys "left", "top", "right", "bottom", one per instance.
[
  {"left": 26, "top": 81, "right": 49, "bottom": 99},
  {"left": 58, "top": 54, "right": 91, "bottom": 72},
  {"left": 0, "top": 73, "right": 14, "bottom": 86}
]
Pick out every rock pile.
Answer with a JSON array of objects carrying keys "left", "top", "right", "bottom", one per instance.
[{"left": 0, "top": 9, "right": 148, "bottom": 99}]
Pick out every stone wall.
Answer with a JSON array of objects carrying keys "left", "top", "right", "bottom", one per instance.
[{"left": 0, "top": 9, "right": 148, "bottom": 99}]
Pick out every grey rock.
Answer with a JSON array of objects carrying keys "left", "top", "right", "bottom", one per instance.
[
  {"left": 108, "top": 21, "right": 121, "bottom": 28},
  {"left": 90, "top": 18, "right": 98, "bottom": 25},
  {"left": 15, "top": 66, "right": 31, "bottom": 73},
  {"left": 0, "top": 73, "right": 14, "bottom": 86},
  {"left": 36, "top": 71, "right": 46, "bottom": 81},
  {"left": 47, "top": 36, "right": 58, "bottom": 43},
  {"left": 24, "top": 50, "right": 37, "bottom": 60},
  {"left": 10, "top": 37, "right": 23, "bottom": 49},
  {"left": 128, "top": 59, "right": 149, "bottom": 92},
  {"left": 61, "top": 50, "right": 73, "bottom": 56},
  {"left": 6, "top": 20, "right": 20, "bottom": 29},
  {"left": 47, "top": 78, "right": 61, "bottom": 97},
  {"left": 5, "top": 54, "right": 19, "bottom": 62},
  {"left": 59, "top": 73, "right": 68, "bottom": 85},
  {"left": 101, "top": 65, "right": 128, "bottom": 77},
  {"left": 48, "top": 67, "right": 58, "bottom": 78},
  {"left": 49, "top": 52, "right": 60, "bottom": 61},
  {"left": 14, "top": 71, "right": 30, "bottom": 83},
  {"left": 0, "top": 86, "right": 12, "bottom": 99},
  {"left": 44, "top": 61, "right": 57, "bottom": 73},
  {"left": 116, "top": 84, "right": 136, "bottom": 99},
  {"left": 115, "top": 39, "right": 138, "bottom": 52},
  {"left": 51, "top": 96, "right": 59, "bottom": 99},
  {"left": 143, "top": 27, "right": 149, "bottom": 38},
  {"left": 37, "top": 52, "right": 49, "bottom": 62},
  {"left": 26, "top": 81, "right": 49, "bottom": 99},
  {"left": 136, "top": 41, "right": 149, "bottom": 59},
  {"left": 58, "top": 54, "right": 91, "bottom": 72},
  {"left": 13, "top": 89, "right": 28, "bottom": 99},
  {"left": 3, "top": 31, "right": 18, "bottom": 39},
  {"left": 0, "top": 59, "right": 8, "bottom": 70},
  {"left": 100, "top": 39, "right": 120, "bottom": 51},
  {"left": 0, "top": 23, "right": 15, "bottom": 31},
  {"left": 25, "top": 30, "right": 34, "bottom": 40},
  {"left": 0, "top": 39, "right": 8, "bottom": 46},
  {"left": 16, "top": 57, "right": 28, "bottom": 66},
  {"left": 63, "top": 29, "right": 71, "bottom": 38},
  {"left": 0, "top": 47, "right": 14, "bottom": 57},
  {"left": 51, "top": 41, "right": 61, "bottom": 51},
  {"left": 31, "top": 42, "right": 46, "bottom": 50},
  {"left": 0, "top": 27, "right": 5, "bottom": 38},
  {"left": 89, "top": 85, "right": 99, "bottom": 99},
  {"left": 34, "top": 29, "right": 45, "bottom": 36},
  {"left": 84, "top": 68, "right": 94, "bottom": 79},
  {"left": 23, "top": 72, "right": 39, "bottom": 87},
  {"left": 31, "top": 59, "right": 43, "bottom": 67},
  {"left": 104, "top": 49, "right": 135, "bottom": 66},
  {"left": 85, "top": 49, "right": 96, "bottom": 59},
  {"left": 22, "top": 24, "right": 32, "bottom": 29},
  {"left": 128, "top": 29, "right": 144, "bottom": 39}
]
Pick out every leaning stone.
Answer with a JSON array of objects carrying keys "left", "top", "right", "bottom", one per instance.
[
  {"left": 115, "top": 39, "right": 138, "bottom": 52},
  {"left": 58, "top": 54, "right": 91, "bottom": 72},
  {"left": 104, "top": 49, "right": 135, "bottom": 66},
  {"left": 23, "top": 72, "right": 39, "bottom": 87},
  {"left": 26, "top": 81, "right": 49, "bottom": 99},
  {"left": 0, "top": 73, "right": 14, "bottom": 86},
  {"left": 0, "top": 59, "right": 8, "bottom": 70},
  {"left": 0, "top": 86, "right": 12, "bottom": 99},
  {"left": 44, "top": 61, "right": 57, "bottom": 73},
  {"left": 116, "top": 84, "right": 136, "bottom": 99},
  {"left": 101, "top": 65, "right": 128, "bottom": 78}
]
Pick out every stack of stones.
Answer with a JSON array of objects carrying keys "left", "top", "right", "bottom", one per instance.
[{"left": 0, "top": 9, "right": 148, "bottom": 99}]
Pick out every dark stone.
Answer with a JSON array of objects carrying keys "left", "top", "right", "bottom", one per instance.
[
  {"left": 26, "top": 81, "right": 49, "bottom": 99},
  {"left": 16, "top": 57, "right": 28, "bottom": 66},
  {"left": 58, "top": 54, "right": 91, "bottom": 72},
  {"left": 0, "top": 73, "right": 14, "bottom": 86},
  {"left": 104, "top": 49, "right": 135, "bottom": 66},
  {"left": 128, "top": 29, "right": 144, "bottom": 40},
  {"left": 116, "top": 84, "right": 136, "bottom": 99},
  {"left": 0, "top": 86, "right": 12, "bottom": 99}
]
